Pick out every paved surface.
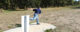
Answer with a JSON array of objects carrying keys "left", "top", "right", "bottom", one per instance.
[{"left": 4, "top": 23, "right": 56, "bottom": 32}]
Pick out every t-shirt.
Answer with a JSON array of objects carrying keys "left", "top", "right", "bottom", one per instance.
[{"left": 33, "top": 8, "right": 41, "bottom": 14}]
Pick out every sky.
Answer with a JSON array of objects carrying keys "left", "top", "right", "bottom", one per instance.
[{"left": 74, "top": 0, "right": 79, "bottom": 1}]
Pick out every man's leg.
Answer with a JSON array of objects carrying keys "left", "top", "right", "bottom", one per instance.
[
  {"left": 30, "top": 14, "right": 37, "bottom": 21},
  {"left": 30, "top": 13, "right": 39, "bottom": 24},
  {"left": 36, "top": 14, "right": 40, "bottom": 24},
  {"left": 30, "top": 17, "right": 36, "bottom": 21},
  {"left": 36, "top": 18, "right": 40, "bottom": 24}
]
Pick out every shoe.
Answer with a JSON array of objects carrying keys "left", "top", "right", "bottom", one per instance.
[{"left": 37, "top": 23, "right": 40, "bottom": 25}]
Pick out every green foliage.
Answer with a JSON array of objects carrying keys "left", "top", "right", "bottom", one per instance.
[
  {"left": 45, "top": 29, "right": 53, "bottom": 32},
  {"left": 15, "top": 24, "right": 21, "bottom": 27},
  {"left": 0, "top": 0, "right": 77, "bottom": 9}
]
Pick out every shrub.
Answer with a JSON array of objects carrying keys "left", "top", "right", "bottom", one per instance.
[{"left": 45, "top": 29, "right": 53, "bottom": 32}]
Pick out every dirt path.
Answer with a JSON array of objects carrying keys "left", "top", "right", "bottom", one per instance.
[{"left": 0, "top": 8, "right": 80, "bottom": 32}]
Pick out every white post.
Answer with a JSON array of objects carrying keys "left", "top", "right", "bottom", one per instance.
[{"left": 21, "top": 15, "right": 30, "bottom": 32}]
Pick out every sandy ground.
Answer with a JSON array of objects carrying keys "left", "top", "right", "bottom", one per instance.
[{"left": 0, "top": 7, "right": 80, "bottom": 32}]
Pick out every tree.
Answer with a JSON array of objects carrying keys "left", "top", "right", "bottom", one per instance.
[{"left": 0, "top": 0, "right": 75, "bottom": 9}]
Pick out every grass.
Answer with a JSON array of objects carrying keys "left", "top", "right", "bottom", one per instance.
[
  {"left": 73, "top": 5, "right": 80, "bottom": 7},
  {"left": 0, "top": 30, "right": 3, "bottom": 32},
  {"left": 15, "top": 24, "right": 21, "bottom": 27},
  {"left": 0, "top": 7, "right": 80, "bottom": 32},
  {"left": 45, "top": 29, "right": 53, "bottom": 32},
  {"left": 3, "top": 10, "right": 13, "bottom": 13},
  {"left": 68, "top": 4, "right": 80, "bottom": 7}
]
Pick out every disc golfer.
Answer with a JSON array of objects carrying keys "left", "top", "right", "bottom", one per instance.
[{"left": 30, "top": 7, "right": 41, "bottom": 25}]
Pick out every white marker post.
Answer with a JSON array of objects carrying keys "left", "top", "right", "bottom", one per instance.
[{"left": 21, "top": 15, "right": 30, "bottom": 32}]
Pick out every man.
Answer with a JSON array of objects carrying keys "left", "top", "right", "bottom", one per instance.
[{"left": 30, "top": 7, "right": 41, "bottom": 25}]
